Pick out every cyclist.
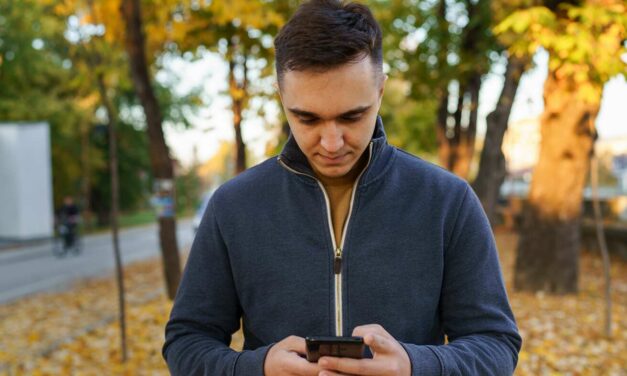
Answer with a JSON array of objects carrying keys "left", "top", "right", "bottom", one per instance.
[{"left": 57, "top": 196, "right": 81, "bottom": 253}]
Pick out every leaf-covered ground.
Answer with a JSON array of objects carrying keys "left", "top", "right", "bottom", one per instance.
[
  {"left": 495, "top": 230, "right": 627, "bottom": 376},
  {"left": 0, "top": 230, "right": 625, "bottom": 375}
]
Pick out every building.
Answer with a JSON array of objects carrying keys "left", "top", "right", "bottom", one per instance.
[
  {"left": 597, "top": 137, "right": 627, "bottom": 193},
  {"left": 0, "top": 122, "right": 54, "bottom": 240}
]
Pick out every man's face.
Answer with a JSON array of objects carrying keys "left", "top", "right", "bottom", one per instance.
[{"left": 279, "top": 58, "right": 386, "bottom": 183}]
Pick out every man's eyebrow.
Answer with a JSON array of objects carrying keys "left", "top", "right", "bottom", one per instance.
[{"left": 287, "top": 105, "right": 372, "bottom": 118}]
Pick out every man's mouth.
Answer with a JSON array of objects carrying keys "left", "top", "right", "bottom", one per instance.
[{"left": 319, "top": 154, "right": 347, "bottom": 164}]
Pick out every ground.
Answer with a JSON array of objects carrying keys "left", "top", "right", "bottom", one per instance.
[{"left": 0, "top": 229, "right": 625, "bottom": 375}]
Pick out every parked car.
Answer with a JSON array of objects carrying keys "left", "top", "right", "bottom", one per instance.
[{"left": 193, "top": 189, "right": 214, "bottom": 234}]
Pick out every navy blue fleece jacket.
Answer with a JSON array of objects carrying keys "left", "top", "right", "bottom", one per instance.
[{"left": 163, "top": 117, "right": 521, "bottom": 375}]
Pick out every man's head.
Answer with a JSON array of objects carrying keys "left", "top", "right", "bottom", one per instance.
[
  {"left": 274, "top": 0, "right": 383, "bottom": 88},
  {"left": 274, "top": 0, "right": 386, "bottom": 184}
]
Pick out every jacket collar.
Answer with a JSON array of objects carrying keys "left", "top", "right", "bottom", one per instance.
[{"left": 278, "top": 115, "right": 394, "bottom": 187}]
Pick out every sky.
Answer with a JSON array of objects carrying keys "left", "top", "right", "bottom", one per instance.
[{"left": 164, "top": 49, "right": 627, "bottom": 168}]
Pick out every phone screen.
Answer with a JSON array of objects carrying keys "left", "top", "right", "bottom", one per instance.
[{"left": 305, "top": 336, "right": 365, "bottom": 362}]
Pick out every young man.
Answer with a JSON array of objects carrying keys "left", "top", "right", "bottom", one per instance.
[{"left": 163, "top": 1, "right": 521, "bottom": 375}]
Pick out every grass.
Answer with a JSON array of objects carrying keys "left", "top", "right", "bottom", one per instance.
[
  {"left": 117, "top": 210, "right": 157, "bottom": 228},
  {"left": 81, "top": 208, "right": 196, "bottom": 236}
]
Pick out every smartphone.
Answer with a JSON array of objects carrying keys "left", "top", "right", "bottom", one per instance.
[{"left": 305, "top": 336, "right": 365, "bottom": 362}]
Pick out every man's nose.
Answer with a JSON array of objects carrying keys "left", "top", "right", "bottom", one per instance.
[{"left": 320, "top": 122, "right": 344, "bottom": 153}]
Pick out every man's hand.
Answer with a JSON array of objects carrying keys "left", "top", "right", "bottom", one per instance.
[
  {"left": 317, "top": 324, "right": 411, "bottom": 376},
  {"left": 264, "top": 335, "right": 322, "bottom": 376}
]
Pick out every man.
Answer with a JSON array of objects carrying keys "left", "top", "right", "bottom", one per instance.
[{"left": 163, "top": 1, "right": 521, "bottom": 375}]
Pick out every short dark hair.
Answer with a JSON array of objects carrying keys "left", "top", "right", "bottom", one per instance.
[{"left": 274, "top": 0, "right": 383, "bottom": 86}]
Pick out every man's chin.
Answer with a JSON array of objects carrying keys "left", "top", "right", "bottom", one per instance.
[{"left": 313, "top": 165, "right": 352, "bottom": 180}]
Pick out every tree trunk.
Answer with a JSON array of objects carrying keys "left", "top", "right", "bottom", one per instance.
[
  {"left": 434, "top": 0, "right": 484, "bottom": 180},
  {"left": 514, "top": 70, "right": 599, "bottom": 294},
  {"left": 445, "top": 0, "right": 483, "bottom": 180},
  {"left": 472, "top": 56, "right": 526, "bottom": 225},
  {"left": 120, "top": 0, "right": 181, "bottom": 299},
  {"left": 591, "top": 152, "right": 612, "bottom": 337},
  {"left": 228, "top": 48, "right": 247, "bottom": 175},
  {"left": 452, "top": 76, "right": 481, "bottom": 179},
  {"left": 438, "top": 78, "right": 481, "bottom": 180},
  {"left": 80, "top": 119, "right": 92, "bottom": 230},
  {"left": 448, "top": 85, "right": 464, "bottom": 171},
  {"left": 96, "top": 72, "right": 128, "bottom": 362},
  {"left": 435, "top": 0, "right": 451, "bottom": 170},
  {"left": 436, "top": 87, "right": 451, "bottom": 169}
]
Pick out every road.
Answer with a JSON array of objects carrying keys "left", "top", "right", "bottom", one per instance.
[{"left": 0, "top": 219, "right": 194, "bottom": 304}]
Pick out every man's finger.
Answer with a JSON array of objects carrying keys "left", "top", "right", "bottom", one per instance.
[
  {"left": 283, "top": 351, "right": 322, "bottom": 375},
  {"left": 319, "top": 371, "right": 350, "bottom": 376},
  {"left": 364, "top": 333, "right": 395, "bottom": 354},
  {"left": 318, "top": 356, "right": 386, "bottom": 375},
  {"left": 352, "top": 324, "right": 391, "bottom": 339},
  {"left": 281, "top": 335, "right": 307, "bottom": 354}
]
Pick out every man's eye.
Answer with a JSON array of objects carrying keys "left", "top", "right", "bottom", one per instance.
[
  {"left": 299, "top": 118, "right": 318, "bottom": 124},
  {"left": 340, "top": 115, "right": 362, "bottom": 123}
]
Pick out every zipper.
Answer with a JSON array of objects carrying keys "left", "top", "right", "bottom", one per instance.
[{"left": 277, "top": 143, "right": 373, "bottom": 336}]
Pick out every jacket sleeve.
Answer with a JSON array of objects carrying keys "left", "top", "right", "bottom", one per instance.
[
  {"left": 162, "top": 199, "right": 271, "bottom": 375},
  {"left": 401, "top": 185, "right": 522, "bottom": 376}
]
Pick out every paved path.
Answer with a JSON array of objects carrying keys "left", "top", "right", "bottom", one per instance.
[{"left": 0, "top": 219, "right": 194, "bottom": 304}]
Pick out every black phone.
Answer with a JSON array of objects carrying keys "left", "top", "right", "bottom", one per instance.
[{"left": 305, "top": 336, "right": 365, "bottom": 362}]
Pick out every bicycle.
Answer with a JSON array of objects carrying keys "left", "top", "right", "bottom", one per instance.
[{"left": 52, "top": 218, "right": 82, "bottom": 258}]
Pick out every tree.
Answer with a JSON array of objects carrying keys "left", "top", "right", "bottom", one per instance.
[
  {"left": 170, "top": 0, "right": 290, "bottom": 174},
  {"left": 378, "top": 78, "right": 437, "bottom": 155},
  {"left": 372, "top": 0, "right": 496, "bottom": 177},
  {"left": 52, "top": 0, "right": 202, "bottom": 299},
  {"left": 0, "top": 0, "right": 162, "bottom": 223},
  {"left": 472, "top": 0, "right": 533, "bottom": 225},
  {"left": 441, "top": 0, "right": 494, "bottom": 178},
  {"left": 74, "top": 4, "right": 130, "bottom": 358},
  {"left": 120, "top": 0, "right": 181, "bottom": 299},
  {"left": 369, "top": 0, "right": 438, "bottom": 156},
  {"left": 0, "top": 0, "right": 91, "bottom": 208},
  {"left": 496, "top": 1, "right": 627, "bottom": 293},
  {"left": 472, "top": 55, "right": 527, "bottom": 225},
  {"left": 422, "top": 0, "right": 495, "bottom": 178}
]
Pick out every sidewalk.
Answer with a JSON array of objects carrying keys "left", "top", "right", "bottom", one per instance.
[
  {"left": 0, "top": 239, "right": 55, "bottom": 265},
  {"left": 0, "top": 238, "right": 52, "bottom": 252},
  {"left": 0, "top": 221, "right": 160, "bottom": 263}
]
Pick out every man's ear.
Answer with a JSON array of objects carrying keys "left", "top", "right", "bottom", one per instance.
[
  {"left": 376, "top": 74, "right": 388, "bottom": 106},
  {"left": 379, "top": 74, "right": 388, "bottom": 97},
  {"left": 273, "top": 81, "right": 283, "bottom": 101}
]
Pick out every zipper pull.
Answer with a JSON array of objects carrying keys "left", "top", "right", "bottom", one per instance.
[{"left": 334, "top": 247, "right": 342, "bottom": 274}]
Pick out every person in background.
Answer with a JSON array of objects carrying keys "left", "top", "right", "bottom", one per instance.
[{"left": 57, "top": 196, "right": 80, "bottom": 251}]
